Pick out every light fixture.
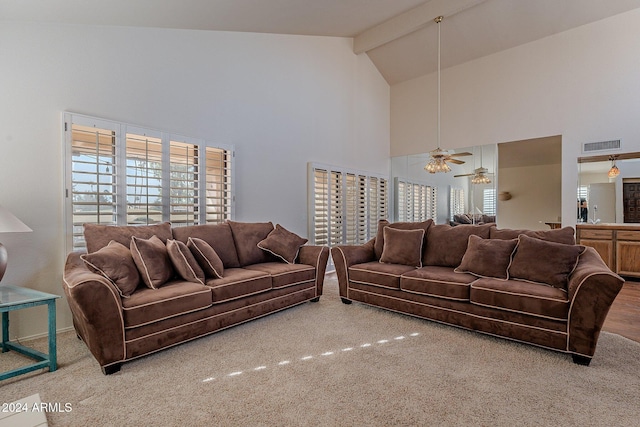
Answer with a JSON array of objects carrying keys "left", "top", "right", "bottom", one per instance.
[
  {"left": 425, "top": 16, "right": 448, "bottom": 174},
  {"left": 0, "top": 205, "right": 32, "bottom": 283},
  {"left": 608, "top": 155, "right": 620, "bottom": 178},
  {"left": 471, "top": 171, "right": 491, "bottom": 184}
]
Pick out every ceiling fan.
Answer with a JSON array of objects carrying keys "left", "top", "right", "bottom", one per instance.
[
  {"left": 423, "top": 16, "right": 472, "bottom": 174},
  {"left": 454, "top": 146, "right": 492, "bottom": 184}
]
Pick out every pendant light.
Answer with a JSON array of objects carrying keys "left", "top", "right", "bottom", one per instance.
[{"left": 608, "top": 155, "right": 620, "bottom": 178}]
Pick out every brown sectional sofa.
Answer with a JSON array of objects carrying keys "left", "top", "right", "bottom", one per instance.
[
  {"left": 331, "top": 220, "right": 624, "bottom": 365},
  {"left": 63, "top": 221, "right": 329, "bottom": 374}
]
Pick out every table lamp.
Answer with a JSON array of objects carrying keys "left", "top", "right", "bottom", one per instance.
[{"left": 0, "top": 205, "right": 32, "bottom": 283}]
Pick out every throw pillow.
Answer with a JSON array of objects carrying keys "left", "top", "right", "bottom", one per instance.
[
  {"left": 228, "top": 221, "right": 275, "bottom": 266},
  {"left": 166, "top": 239, "right": 205, "bottom": 285},
  {"left": 509, "top": 234, "right": 586, "bottom": 290},
  {"left": 80, "top": 240, "right": 140, "bottom": 298},
  {"left": 83, "top": 222, "right": 173, "bottom": 254},
  {"left": 455, "top": 235, "right": 518, "bottom": 280},
  {"left": 130, "top": 235, "right": 175, "bottom": 289},
  {"left": 187, "top": 237, "right": 224, "bottom": 279},
  {"left": 374, "top": 219, "right": 432, "bottom": 260},
  {"left": 258, "top": 224, "right": 308, "bottom": 264},
  {"left": 379, "top": 227, "right": 424, "bottom": 268},
  {"left": 424, "top": 223, "right": 493, "bottom": 267}
]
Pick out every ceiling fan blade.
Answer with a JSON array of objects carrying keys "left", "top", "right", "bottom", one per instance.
[
  {"left": 454, "top": 173, "right": 473, "bottom": 177},
  {"left": 449, "top": 152, "right": 473, "bottom": 157},
  {"left": 448, "top": 158, "right": 465, "bottom": 165}
]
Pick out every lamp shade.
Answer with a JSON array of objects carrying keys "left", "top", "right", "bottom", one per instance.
[{"left": 0, "top": 205, "right": 32, "bottom": 233}]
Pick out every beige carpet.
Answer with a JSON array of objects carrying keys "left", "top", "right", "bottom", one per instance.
[{"left": 2, "top": 275, "right": 639, "bottom": 426}]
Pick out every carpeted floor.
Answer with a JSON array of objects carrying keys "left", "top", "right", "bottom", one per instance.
[{"left": 2, "top": 275, "right": 640, "bottom": 426}]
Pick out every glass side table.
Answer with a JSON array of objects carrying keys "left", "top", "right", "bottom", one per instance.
[{"left": 1, "top": 285, "right": 61, "bottom": 381}]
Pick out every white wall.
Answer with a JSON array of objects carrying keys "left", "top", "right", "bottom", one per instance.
[
  {"left": 391, "top": 9, "right": 640, "bottom": 231},
  {"left": 497, "top": 164, "right": 562, "bottom": 230},
  {"left": 0, "top": 22, "right": 390, "bottom": 338}
]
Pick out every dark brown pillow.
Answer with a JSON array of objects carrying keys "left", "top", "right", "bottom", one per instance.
[
  {"left": 81, "top": 241, "right": 140, "bottom": 297},
  {"left": 228, "top": 221, "right": 275, "bottom": 266},
  {"left": 509, "top": 234, "right": 586, "bottom": 290},
  {"left": 455, "top": 235, "right": 517, "bottom": 280},
  {"left": 166, "top": 239, "right": 205, "bottom": 285},
  {"left": 258, "top": 224, "right": 308, "bottom": 264},
  {"left": 489, "top": 226, "right": 575, "bottom": 245},
  {"left": 374, "top": 219, "right": 432, "bottom": 260},
  {"left": 171, "top": 223, "right": 240, "bottom": 268},
  {"left": 83, "top": 222, "right": 173, "bottom": 253},
  {"left": 187, "top": 237, "right": 224, "bottom": 278},
  {"left": 130, "top": 235, "right": 175, "bottom": 289},
  {"left": 379, "top": 227, "right": 424, "bottom": 267},
  {"left": 424, "top": 223, "right": 493, "bottom": 267}
]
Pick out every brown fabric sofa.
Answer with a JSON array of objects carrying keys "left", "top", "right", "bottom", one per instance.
[
  {"left": 63, "top": 221, "right": 329, "bottom": 374},
  {"left": 331, "top": 220, "right": 624, "bottom": 365}
]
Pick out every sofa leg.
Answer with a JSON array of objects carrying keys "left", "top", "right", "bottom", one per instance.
[
  {"left": 572, "top": 355, "right": 592, "bottom": 366},
  {"left": 101, "top": 363, "right": 122, "bottom": 375},
  {"left": 341, "top": 298, "right": 352, "bottom": 305},
  {"left": 310, "top": 297, "right": 320, "bottom": 302}
]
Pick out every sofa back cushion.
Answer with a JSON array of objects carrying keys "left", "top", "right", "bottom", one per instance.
[
  {"left": 228, "top": 221, "right": 276, "bottom": 266},
  {"left": 171, "top": 223, "right": 241, "bottom": 268},
  {"left": 83, "top": 222, "right": 173, "bottom": 254},
  {"left": 374, "top": 219, "right": 433, "bottom": 260},
  {"left": 490, "top": 226, "right": 575, "bottom": 245},
  {"left": 424, "top": 223, "right": 493, "bottom": 267}
]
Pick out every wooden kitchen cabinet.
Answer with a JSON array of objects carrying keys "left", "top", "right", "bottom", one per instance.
[{"left": 577, "top": 224, "right": 640, "bottom": 278}]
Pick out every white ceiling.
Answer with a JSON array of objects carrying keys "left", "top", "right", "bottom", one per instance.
[{"left": 2, "top": 0, "right": 640, "bottom": 85}]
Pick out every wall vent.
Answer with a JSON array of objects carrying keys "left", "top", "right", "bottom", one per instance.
[{"left": 582, "top": 139, "right": 621, "bottom": 153}]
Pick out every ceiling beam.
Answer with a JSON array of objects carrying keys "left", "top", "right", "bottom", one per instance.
[{"left": 353, "top": 0, "right": 486, "bottom": 54}]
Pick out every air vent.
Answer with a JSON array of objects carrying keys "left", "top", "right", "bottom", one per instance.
[{"left": 583, "top": 139, "right": 621, "bottom": 153}]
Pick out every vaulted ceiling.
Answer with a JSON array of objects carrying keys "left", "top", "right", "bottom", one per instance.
[{"left": 2, "top": 0, "right": 640, "bottom": 85}]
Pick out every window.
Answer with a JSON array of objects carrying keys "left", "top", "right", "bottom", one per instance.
[
  {"left": 64, "top": 113, "right": 234, "bottom": 251},
  {"left": 450, "top": 187, "right": 465, "bottom": 219},
  {"left": 309, "top": 163, "right": 387, "bottom": 247},
  {"left": 394, "top": 178, "right": 437, "bottom": 222},
  {"left": 483, "top": 188, "right": 496, "bottom": 216}
]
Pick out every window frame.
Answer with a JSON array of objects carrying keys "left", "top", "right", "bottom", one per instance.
[{"left": 63, "top": 112, "right": 235, "bottom": 252}]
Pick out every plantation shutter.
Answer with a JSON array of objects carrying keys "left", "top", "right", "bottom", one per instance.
[
  {"left": 169, "top": 138, "right": 200, "bottom": 226},
  {"left": 205, "top": 147, "right": 233, "bottom": 223},
  {"left": 69, "top": 122, "right": 118, "bottom": 250},
  {"left": 313, "top": 169, "right": 329, "bottom": 246},
  {"left": 329, "top": 170, "right": 343, "bottom": 246},
  {"left": 125, "top": 131, "right": 164, "bottom": 225},
  {"left": 395, "top": 178, "right": 437, "bottom": 223}
]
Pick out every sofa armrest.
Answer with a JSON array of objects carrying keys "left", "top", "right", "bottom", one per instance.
[
  {"left": 63, "top": 252, "right": 126, "bottom": 368},
  {"left": 330, "top": 239, "right": 376, "bottom": 298},
  {"left": 567, "top": 247, "right": 624, "bottom": 358},
  {"left": 297, "top": 245, "right": 330, "bottom": 296}
]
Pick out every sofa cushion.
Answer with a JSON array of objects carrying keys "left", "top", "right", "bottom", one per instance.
[
  {"left": 489, "top": 226, "right": 575, "bottom": 245},
  {"left": 470, "top": 278, "right": 569, "bottom": 321},
  {"left": 228, "top": 221, "right": 275, "bottom": 266},
  {"left": 509, "top": 234, "right": 585, "bottom": 291},
  {"left": 401, "top": 266, "right": 476, "bottom": 301},
  {"left": 455, "top": 235, "right": 518, "bottom": 280},
  {"left": 83, "top": 222, "right": 173, "bottom": 253},
  {"left": 257, "top": 224, "right": 308, "bottom": 264},
  {"left": 80, "top": 240, "right": 140, "bottom": 298},
  {"left": 424, "top": 223, "right": 493, "bottom": 267},
  {"left": 130, "top": 235, "right": 175, "bottom": 289},
  {"left": 379, "top": 227, "right": 424, "bottom": 267},
  {"left": 166, "top": 239, "right": 205, "bottom": 285},
  {"left": 205, "top": 268, "right": 272, "bottom": 303},
  {"left": 245, "top": 262, "right": 316, "bottom": 289},
  {"left": 374, "top": 219, "right": 432, "bottom": 260},
  {"left": 187, "top": 237, "right": 224, "bottom": 279},
  {"left": 349, "top": 262, "right": 417, "bottom": 290},
  {"left": 171, "top": 223, "right": 241, "bottom": 268},
  {"left": 121, "top": 280, "right": 212, "bottom": 328}
]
